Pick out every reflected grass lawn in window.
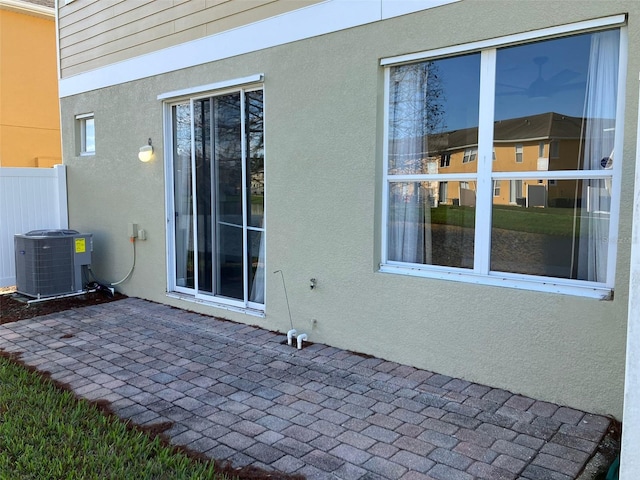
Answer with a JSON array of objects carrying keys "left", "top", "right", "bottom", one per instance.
[
  {"left": 492, "top": 205, "right": 579, "bottom": 236},
  {"left": 431, "top": 205, "right": 580, "bottom": 237},
  {"left": 431, "top": 205, "right": 589, "bottom": 278}
]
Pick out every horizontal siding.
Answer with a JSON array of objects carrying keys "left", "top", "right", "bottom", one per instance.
[
  {"left": 58, "top": 0, "right": 323, "bottom": 78},
  {"left": 61, "top": 25, "right": 206, "bottom": 78}
]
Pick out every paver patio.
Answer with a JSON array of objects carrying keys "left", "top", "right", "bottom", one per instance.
[{"left": 0, "top": 297, "right": 612, "bottom": 479}]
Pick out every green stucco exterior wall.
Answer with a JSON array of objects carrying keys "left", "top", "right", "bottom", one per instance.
[{"left": 60, "top": 0, "right": 639, "bottom": 418}]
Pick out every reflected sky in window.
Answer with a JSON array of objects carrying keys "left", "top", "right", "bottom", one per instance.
[
  {"left": 85, "top": 118, "right": 95, "bottom": 153},
  {"left": 495, "top": 32, "right": 597, "bottom": 121},
  {"left": 428, "top": 30, "right": 619, "bottom": 132},
  {"left": 430, "top": 53, "right": 480, "bottom": 133}
]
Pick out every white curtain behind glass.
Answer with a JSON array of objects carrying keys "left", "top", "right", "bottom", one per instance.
[
  {"left": 250, "top": 231, "right": 265, "bottom": 304},
  {"left": 578, "top": 30, "right": 618, "bottom": 282},
  {"left": 388, "top": 64, "right": 432, "bottom": 264},
  {"left": 175, "top": 152, "right": 193, "bottom": 287}
]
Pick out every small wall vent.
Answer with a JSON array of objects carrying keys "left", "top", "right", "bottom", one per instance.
[{"left": 14, "top": 229, "right": 93, "bottom": 298}]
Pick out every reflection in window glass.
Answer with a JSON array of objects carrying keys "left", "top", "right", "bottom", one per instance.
[
  {"left": 169, "top": 89, "right": 265, "bottom": 308},
  {"left": 463, "top": 148, "right": 477, "bottom": 163},
  {"left": 388, "top": 182, "right": 475, "bottom": 268},
  {"left": 492, "top": 29, "right": 618, "bottom": 283},
  {"left": 384, "top": 25, "right": 621, "bottom": 291},
  {"left": 76, "top": 114, "right": 95, "bottom": 155},
  {"left": 84, "top": 118, "right": 95, "bottom": 153},
  {"left": 173, "top": 104, "right": 194, "bottom": 289},
  {"left": 515, "top": 144, "right": 523, "bottom": 163},
  {"left": 491, "top": 178, "right": 610, "bottom": 280},
  {"left": 386, "top": 54, "right": 480, "bottom": 268},
  {"left": 439, "top": 181, "right": 448, "bottom": 203},
  {"left": 388, "top": 54, "right": 481, "bottom": 175},
  {"left": 493, "top": 30, "right": 619, "bottom": 174}
]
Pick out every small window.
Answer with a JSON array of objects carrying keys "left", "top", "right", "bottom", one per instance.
[
  {"left": 439, "top": 181, "right": 448, "bottom": 203},
  {"left": 515, "top": 143, "right": 523, "bottom": 163},
  {"left": 550, "top": 140, "right": 560, "bottom": 158},
  {"left": 440, "top": 153, "right": 451, "bottom": 168},
  {"left": 462, "top": 148, "right": 477, "bottom": 163},
  {"left": 493, "top": 180, "right": 501, "bottom": 197},
  {"left": 76, "top": 113, "right": 95, "bottom": 155},
  {"left": 538, "top": 142, "right": 545, "bottom": 158}
]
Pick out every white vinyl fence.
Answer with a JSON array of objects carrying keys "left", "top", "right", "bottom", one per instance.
[{"left": 0, "top": 165, "right": 68, "bottom": 287}]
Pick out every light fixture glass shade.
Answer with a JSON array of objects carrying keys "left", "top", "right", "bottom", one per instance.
[{"left": 138, "top": 145, "right": 154, "bottom": 162}]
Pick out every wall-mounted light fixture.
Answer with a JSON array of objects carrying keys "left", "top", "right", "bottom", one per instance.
[{"left": 138, "top": 138, "right": 154, "bottom": 162}]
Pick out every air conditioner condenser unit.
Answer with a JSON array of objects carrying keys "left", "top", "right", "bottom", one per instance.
[{"left": 14, "top": 229, "right": 93, "bottom": 299}]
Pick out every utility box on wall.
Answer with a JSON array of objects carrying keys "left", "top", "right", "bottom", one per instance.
[{"left": 14, "top": 229, "right": 92, "bottom": 298}]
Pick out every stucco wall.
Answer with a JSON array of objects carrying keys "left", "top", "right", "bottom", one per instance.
[{"left": 60, "top": 0, "right": 638, "bottom": 417}]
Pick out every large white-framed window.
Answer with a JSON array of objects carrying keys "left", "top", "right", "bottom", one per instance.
[
  {"left": 76, "top": 113, "right": 95, "bottom": 155},
  {"left": 164, "top": 78, "right": 265, "bottom": 313},
  {"left": 381, "top": 16, "right": 626, "bottom": 298}
]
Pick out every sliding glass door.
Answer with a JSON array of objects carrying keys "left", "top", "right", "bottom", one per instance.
[{"left": 170, "top": 88, "right": 264, "bottom": 310}]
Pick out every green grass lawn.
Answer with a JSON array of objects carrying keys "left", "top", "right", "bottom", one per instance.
[
  {"left": 0, "top": 356, "right": 230, "bottom": 480},
  {"left": 430, "top": 204, "right": 581, "bottom": 236}
]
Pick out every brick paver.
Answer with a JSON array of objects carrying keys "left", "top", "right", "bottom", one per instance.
[{"left": 0, "top": 297, "right": 612, "bottom": 479}]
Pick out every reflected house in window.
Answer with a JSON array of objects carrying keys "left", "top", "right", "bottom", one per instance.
[
  {"left": 387, "top": 135, "right": 440, "bottom": 208},
  {"left": 427, "top": 111, "right": 613, "bottom": 209}
]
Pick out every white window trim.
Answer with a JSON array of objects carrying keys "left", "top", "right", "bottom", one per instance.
[
  {"left": 166, "top": 292, "right": 266, "bottom": 319},
  {"left": 163, "top": 76, "right": 266, "bottom": 313},
  {"left": 380, "top": 18, "right": 628, "bottom": 299},
  {"left": 157, "top": 74, "right": 264, "bottom": 100},
  {"left": 380, "top": 14, "right": 626, "bottom": 66}
]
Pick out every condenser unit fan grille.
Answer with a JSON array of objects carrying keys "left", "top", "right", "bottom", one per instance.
[{"left": 14, "top": 230, "right": 93, "bottom": 298}]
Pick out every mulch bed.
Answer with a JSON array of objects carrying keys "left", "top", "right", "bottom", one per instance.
[{"left": 0, "top": 288, "right": 126, "bottom": 325}]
